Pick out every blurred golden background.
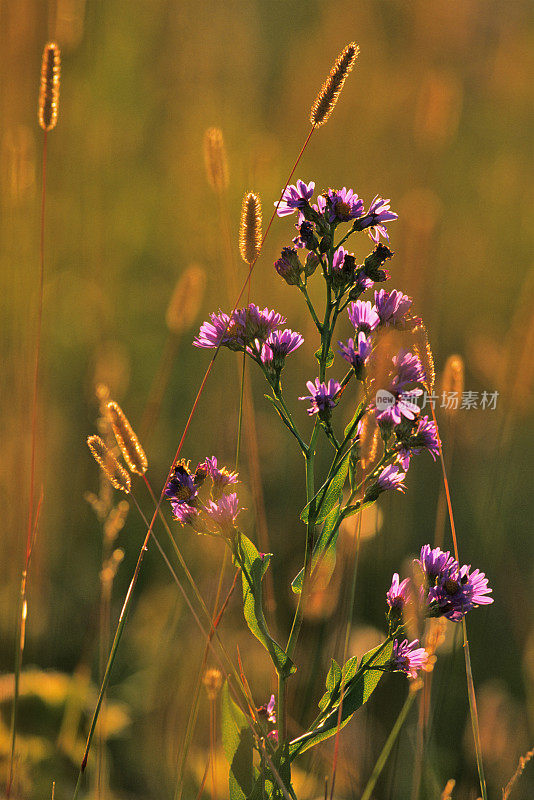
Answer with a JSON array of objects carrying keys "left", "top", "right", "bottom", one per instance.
[{"left": 0, "top": 1, "right": 533, "bottom": 798}]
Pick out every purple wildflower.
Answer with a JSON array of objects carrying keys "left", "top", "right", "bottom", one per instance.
[
  {"left": 293, "top": 220, "right": 319, "bottom": 251},
  {"left": 387, "top": 573, "right": 412, "bottom": 611},
  {"left": 391, "top": 639, "right": 429, "bottom": 679},
  {"left": 194, "top": 304, "right": 286, "bottom": 351},
  {"left": 326, "top": 187, "right": 364, "bottom": 223},
  {"left": 276, "top": 180, "right": 315, "bottom": 217},
  {"left": 274, "top": 247, "right": 301, "bottom": 285},
  {"left": 332, "top": 246, "right": 347, "bottom": 274},
  {"left": 391, "top": 350, "right": 426, "bottom": 392},
  {"left": 375, "top": 350, "right": 425, "bottom": 427},
  {"left": 170, "top": 501, "right": 199, "bottom": 526},
  {"left": 356, "top": 196, "right": 398, "bottom": 243},
  {"left": 201, "top": 456, "right": 238, "bottom": 493},
  {"left": 416, "top": 545, "right": 456, "bottom": 585},
  {"left": 430, "top": 564, "right": 493, "bottom": 622},
  {"left": 204, "top": 492, "right": 241, "bottom": 535},
  {"left": 165, "top": 463, "right": 198, "bottom": 504},
  {"left": 397, "top": 415, "right": 439, "bottom": 469},
  {"left": 299, "top": 378, "right": 341, "bottom": 417},
  {"left": 261, "top": 329, "right": 304, "bottom": 371},
  {"left": 347, "top": 300, "right": 380, "bottom": 334},
  {"left": 376, "top": 464, "right": 407, "bottom": 493},
  {"left": 338, "top": 332, "right": 372, "bottom": 376},
  {"left": 374, "top": 289, "right": 413, "bottom": 327}
]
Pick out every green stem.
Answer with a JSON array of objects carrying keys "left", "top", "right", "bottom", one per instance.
[
  {"left": 360, "top": 690, "right": 416, "bottom": 800},
  {"left": 273, "top": 388, "right": 308, "bottom": 456},
  {"left": 299, "top": 285, "right": 322, "bottom": 332}
]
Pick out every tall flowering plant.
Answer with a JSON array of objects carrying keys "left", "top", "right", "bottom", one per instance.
[{"left": 164, "top": 180, "right": 494, "bottom": 799}]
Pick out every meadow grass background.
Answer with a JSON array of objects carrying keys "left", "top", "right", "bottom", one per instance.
[{"left": 0, "top": 1, "right": 533, "bottom": 798}]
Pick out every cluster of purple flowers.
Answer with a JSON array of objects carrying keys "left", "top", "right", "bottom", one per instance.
[
  {"left": 387, "top": 544, "right": 493, "bottom": 627},
  {"left": 385, "top": 545, "right": 493, "bottom": 679},
  {"left": 276, "top": 180, "right": 397, "bottom": 243},
  {"left": 194, "top": 302, "right": 304, "bottom": 387},
  {"left": 164, "top": 456, "right": 241, "bottom": 537}
]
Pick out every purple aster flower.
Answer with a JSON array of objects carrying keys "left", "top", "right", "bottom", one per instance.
[
  {"left": 376, "top": 464, "right": 407, "bottom": 493},
  {"left": 347, "top": 300, "right": 380, "bottom": 334},
  {"left": 170, "top": 501, "right": 199, "bottom": 526},
  {"left": 193, "top": 309, "right": 236, "bottom": 350},
  {"left": 374, "top": 289, "right": 413, "bottom": 327},
  {"left": 194, "top": 304, "right": 286, "bottom": 352},
  {"left": 204, "top": 492, "right": 241, "bottom": 535},
  {"left": 391, "top": 639, "right": 429, "bottom": 679},
  {"left": 201, "top": 456, "right": 238, "bottom": 493},
  {"left": 355, "top": 196, "right": 398, "bottom": 243},
  {"left": 391, "top": 350, "right": 426, "bottom": 392},
  {"left": 331, "top": 246, "right": 356, "bottom": 285},
  {"left": 299, "top": 378, "right": 341, "bottom": 417},
  {"left": 338, "top": 332, "right": 372, "bottom": 377},
  {"left": 416, "top": 545, "right": 457, "bottom": 585},
  {"left": 397, "top": 415, "right": 439, "bottom": 468},
  {"left": 165, "top": 463, "right": 198, "bottom": 504},
  {"left": 429, "top": 564, "right": 493, "bottom": 622},
  {"left": 274, "top": 247, "right": 301, "bottom": 285},
  {"left": 261, "top": 329, "right": 304, "bottom": 372},
  {"left": 326, "top": 187, "right": 364, "bottom": 223},
  {"left": 353, "top": 269, "right": 374, "bottom": 293},
  {"left": 312, "top": 193, "right": 327, "bottom": 217},
  {"left": 387, "top": 573, "right": 412, "bottom": 611},
  {"left": 276, "top": 180, "right": 315, "bottom": 217},
  {"left": 257, "top": 694, "right": 277, "bottom": 724}
]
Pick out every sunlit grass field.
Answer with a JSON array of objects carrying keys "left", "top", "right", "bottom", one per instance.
[{"left": 1, "top": 2, "right": 533, "bottom": 798}]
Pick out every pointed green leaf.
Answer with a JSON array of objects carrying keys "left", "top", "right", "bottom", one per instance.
[
  {"left": 221, "top": 682, "right": 254, "bottom": 800},
  {"left": 288, "top": 640, "right": 393, "bottom": 758},
  {"left": 237, "top": 534, "right": 296, "bottom": 678},
  {"left": 300, "top": 449, "right": 351, "bottom": 525},
  {"left": 291, "top": 504, "right": 341, "bottom": 594}
]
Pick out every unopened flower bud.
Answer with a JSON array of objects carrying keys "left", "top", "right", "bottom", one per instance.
[
  {"left": 305, "top": 252, "right": 321, "bottom": 277},
  {"left": 299, "top": 220, "right": 320, "bottom": 250},
  {"left": 274, "top": 246, "right": 301, "bottom": 285},
  {"left": 362, "top": 244, "right": 393, "bottom": 282}
]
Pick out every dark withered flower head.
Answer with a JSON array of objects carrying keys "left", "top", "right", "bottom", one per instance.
[{"left": 165, "top": 461, "right": 198, "bottom": 503}]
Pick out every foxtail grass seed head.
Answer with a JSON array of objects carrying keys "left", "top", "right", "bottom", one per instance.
[
  {"left": 239, "top": 192, "right": 262, "bottom": 265},
  {"left": 166, "top": 264, "right": 206, "bottom": 334},
  {"left": 87, "top": 435, "right": 131, "bottom": 493},
  {"left": 202, "top": 668, "right": 223, "bottom": 700},
  {"left": 310, "top": 42, "right": 359, "bottom": 127},
  {"left": 38, "top": 42, "right": 61, "bottom": 132},
  {"left": 441, "top": 354, "right": 464, "bottom": 413},
  {"left": 106, "top": 401, "right": 148, "bottom": 475},
  {"left": 413, "top": 324, "right": 436, "bottom": 394},
  {"left": 359, "top": 413, "right": 381, "bottom": 471},
  {"left": 203, "top": 127, "right": 229, "bottom": 193}
]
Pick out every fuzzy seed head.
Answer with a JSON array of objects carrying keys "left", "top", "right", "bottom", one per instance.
[
  {"left": 413, "top": 324, "right": 436, "bottom": 394},
  {"left": 359, "top": 413, "right": 381, "bottom": 471},
  {"left": 106, "top": 402, "right": 147, "bottom": 475},
  {"left": 239, "top": 192, "right": 262, "bottom": 265},
  {"left": 441, "top": 354, "right": 464, "bottom": 413},
  {"left": 38, "top": 42, "right": 61, "bottom": 132},
  {"left": 204, "top": 127, "right": 229, "bottom": 193},
  {"left": 166, "top": 264, "right": 206, "bottom": 334},
  {"left": 87, "top": 435, "right": 131, "bottom": 493},
  {"left": 310, "top": 42, "right": 359, "bottom": 127},
  {"left": 202, "top": 668, "right": 223, "bottom": 700}
]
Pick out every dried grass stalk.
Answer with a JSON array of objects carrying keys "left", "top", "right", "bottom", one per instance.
[
  {"left": 239, "top": 192, "right": 262, "bottom": 265},
  {"left": 202, "top": 668, "right": 223, "bottom": 700},
  {"left": 166, "top": 264, "right": 206, "bottom": 334},
  {"left": 310, "top": 42, "right": 359, "bottom": 127},
  {"left": 38, "top": 43, "right": 61, "bottom": 132},
  {"left": 359, "top": 413, "right": 381, "bottom": 471},
  {"left": 203, "top": 127, "right": 229, "bottom": 193},
  {"left": 440, "top": 778, "right": 456, "bottom": 799},
  {"left": 106, "top": 402, "right": 148, "bottom": 475},
  {"left": 87, "top": 435, "right": 131, "bottom": 493}
]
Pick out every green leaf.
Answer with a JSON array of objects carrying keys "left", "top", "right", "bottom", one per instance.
[
  {"left": 236, "top": 534, "right": 296, "bottom": 678},
  {"left": 221, "top": 682, "right": 254, "bottom": 800},
  {"left": 288, "top": 640, "right": 393, "bottom": 759},
  {"left": 300, "top": 449, "right": 351, "bottom": 525},
  {"left": 343, "top": 400, "right": 366, "bottom": 439},
  {"left": 291, "top": 504, "right": 341, "bottom": 594},
  {"left": 314, "top": 347, "right": 335, "bottom": 368}
]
